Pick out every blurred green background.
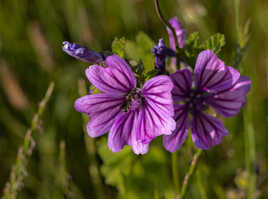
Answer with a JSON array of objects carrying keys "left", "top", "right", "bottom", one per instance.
[{"left": 0, "top": 0, "right": 267, "bottom": 198}]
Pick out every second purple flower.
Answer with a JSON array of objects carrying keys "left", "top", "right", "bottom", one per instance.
[{"left": 163, "top": 50, "right": 251, "bottom": 152}]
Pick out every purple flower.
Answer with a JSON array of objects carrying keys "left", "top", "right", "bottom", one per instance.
[
  {"left": 167, "top": 17, "right": 186, "bottom": 50},
  {"left": 152, "top": 39, "right": 176, "bottom": 73},
  {"left": 62, "top": 41, "right": 104, "bottom": 63},
  {"left": 163, "top": 50, "right": 251, "bottom": 152},
  {"left": 75, "top": 55, "right": 176, "bottom": 154}
]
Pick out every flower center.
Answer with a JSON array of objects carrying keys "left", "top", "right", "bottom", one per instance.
[
  {"left": 184, "top": 88, "right": 210, "bottom": 112},
  {"left": 122, "top": 89, "right": 145, "bottom": 112}
]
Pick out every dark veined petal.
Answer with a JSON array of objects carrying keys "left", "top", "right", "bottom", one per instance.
[
  {"left": 108, "top": 112, "right": 132, "bottom": 152},
  {"left": 163, "top": 104, "right": 189, "bottom": 152},
  {"left": 128, "top": 111, "right": 149, "bottom": 154},
  {"left": 74, "top": 93, "right": 125, "bottom": 114},
  {"left": 137, "top": 101, "right": 176, "bottom": 143},
  {"left": 191, "top": 111, "right": 228, "bottom": 150},
  {"left": 86, "top": 64, "right": 135, "bottom": 95},
  {"left": 74, "top": 94, "right": 124, "bottom": 138},
  {"left": 108, "top": 111, "right": 149, "bottom": 154},
  {"left": 142, "top": 75, "right": 174, "bottom": 112},
  {"left": 207, "top": 76, "right": 251, "bottom": 117},
  {"left": 137, "top": 75, "right": 176, "bottom": 142},
  {"left": 105, "top": 55, "right": 137, "bottom": 89},
  {"left": 194, "top": 50, "right": 240, "bottom": 93},
  {"left": 170, "top": 68, "right": 192, "bottom": 101}
]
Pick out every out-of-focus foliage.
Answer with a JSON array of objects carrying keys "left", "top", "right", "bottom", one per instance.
[
  {"left": 125, "top": 32, "right": 155, "bottom": 72},
  {"left": 98, "top": 137, "right": 174, "bottom": 199},
  {"left": 112, "top": 37, "right": 126, "bottom": 58},
  {"left": 0, "top": 0, "right": 267, "bottom": 198},
  {"left": 179, "top": 32, "right": 225, "bottom": 67}
]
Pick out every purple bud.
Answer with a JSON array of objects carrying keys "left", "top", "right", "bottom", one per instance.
[
  {"left": 62, "top": 41, "right": 104, "bottom": 63},
  {"left": 167, "top": 17, "right": 186, "bottom": 49},
  {"left": 152, "top": 39, "right": 175, "bottom": 73}
]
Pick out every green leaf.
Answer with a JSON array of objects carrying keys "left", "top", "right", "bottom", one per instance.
[
  {"left": 179, "top": 32, "right": 202, "bottom": 67},
  {"left": 125, "top": 32, "right": 154, "bottom": 72},
  {"left": 112, "top": 37, "right": 126, "bottom": 58},
  {"left": 179, "top": 32, "right": 226, "bottom": 67},
  {"left": 200, "top": 33, "right": 225, "bottom": 54},
  {"left": 186, "top": 32, "right": 200, "bottom": 50}
]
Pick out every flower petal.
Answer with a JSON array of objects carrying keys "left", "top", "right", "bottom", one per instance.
[
  {"left": 86, "top": 64, "right": 135, "bottom": 95},
  {"left": 163, "top": 104, "right": 189, "bottom": 152},
  {"left": 75, "top": 94, "right": 124, "bottom": 138},
  {"left": 194, "top": 50, "right": 240, "bottom": 93},
  {"left": 142, "top": 75, "right": 174, "bottom": 113},
  {"left": 191, "top": 111, "right": 228, "bottom": 150},
  {"left": 170, "top": 68, "right": 192, "bottom": 101},
  {"left": 108, "top": 111, "right": 149, "bottom": 154},
  {"left": 138, "top": 75, "right": 176, "bottom": 142},
  {"left": 207, "top": 76, "right": 251, "bottom": 117},
  {"left": 108, "top": 112, "right": 131, "bottom": 152},
  {"left": 128, "top": 112, "right": 149, "bottom": 154},
  {"left": 137, "top": 101, "right": 176, "bottom": 143},
  {"left": 74, "top": 93, "right": 124, "bottom": 114},
  {"left": 105, "top": 55, "right": 136, "bottom": 89}
]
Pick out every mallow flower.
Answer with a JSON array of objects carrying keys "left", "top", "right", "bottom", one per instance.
[
  {"left": 74, "top": 55, "right": 176, "bottom": 154},
  {"left": 163, "top": 50, "right": 251, "bottom": 152}
]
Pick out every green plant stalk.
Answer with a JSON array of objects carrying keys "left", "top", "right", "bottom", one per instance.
[
  {"left": 196, "top": 170, "right": 207, "bottom": 199},
  {"left": 153, "top": 188, "right": 160, "bottom": 199},
  {"left": 2, "top": 82, "right": 54, "bottom": 199},
  {"left": 245, "top": 122, "right": 256, "bottom": 199},
  {"left": 243, "top": 100, "right": 256, "bottom": 199},
  {"left": 234, "top": 1, "right": 255, "bottom": 197},
  {"left": 234, "top": 0, "right": 242, "bottom": 68},
  {"left": 153, "top": 0, "right": 181, "bottom": 68},
  {"left": 179, "top": 149, "right": 202, "bottom": 199},
  {"left": 235, "top": 0, "right": 240, "bottom": 42},
  {"left": 172, "top": 152, "right": 180, "bottom": 195},
  {"left": 78, "top": 80, "right": 105, "bottom": 199}
]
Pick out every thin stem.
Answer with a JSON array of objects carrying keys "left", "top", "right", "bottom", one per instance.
[
  {"left": 243, "top": 90, "right": 255, "bottom": 199},
  {"left": 3, "top": 82, "right": 54, "bottom": 199},
  {"left": 179, "top": 149, "right": 202, "bottom": 199},
  {"left": 153, "top": 189, "right": 160, "bottom": 199},
  {"left": 233, "top": 0, "right": 241, "bottom": 68},
  {"left": 235, "top": 0, "right": 240, "bottom": 42},
  {"left": 245, "top": 123, "right": 256, "bottom": 199},
  {"left": 172, "top": 152, "right": 180, "bottom": 195},
  {"left": 154, "top": 0, "right": 180, "bottom": 68},
  {"left": 196, "top": 170, "right": 207, "bottom": 199}
]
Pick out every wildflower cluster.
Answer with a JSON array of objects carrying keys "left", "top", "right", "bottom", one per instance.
[{"left": 63, "top": 15, "right": 250, "bottom": 155}]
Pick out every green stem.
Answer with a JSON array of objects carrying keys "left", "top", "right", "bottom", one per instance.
[
  {"left": 179, "top": 149, "right": 202, "bottom": 199},
  {"left": 233, "top": 0, "right": 241, "bottom": 68},
  {"left": 153, "top": 189, "right": 160, "bottom": 199},
  {"left": 196, "top": 170, "right": 207, "bottom": 199},
  {"left": 235, "top": 0, "right": 240, "bottom": 42},
  {"left": 244, "top": 102, "right": 256, "bottom": 199},
  {"left": 172, "top": 152, "right": 180, "bottom": 195},
  {"left": 2, "top": 82, "right": 54, "bottom": 199},
  {"left": 153, "top": 0, "right": 180, "bottom": 68}
]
